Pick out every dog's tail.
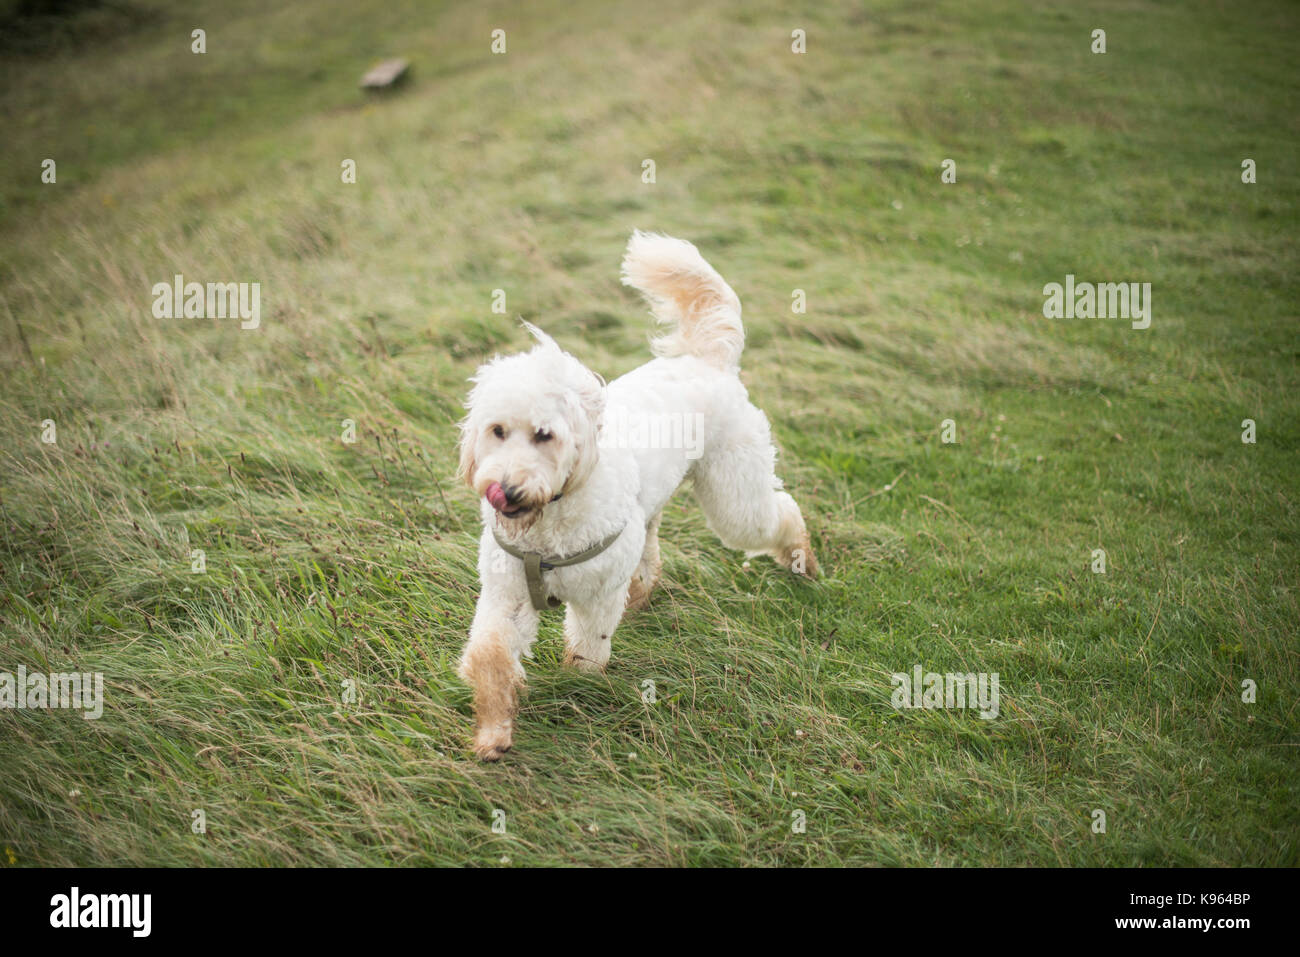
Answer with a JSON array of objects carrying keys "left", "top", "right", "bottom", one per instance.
[{"left": 620, "top": 230, "right": 744, "bottom": 371}]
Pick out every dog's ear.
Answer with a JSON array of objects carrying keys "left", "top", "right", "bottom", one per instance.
[
  {"left": 458, "top": 358, "right": 500, "bottom": 490},
  {"left": 456, "top": 418, "right": 478, "bottom": 490},
  {"left": 521, "top": 319, "right": 558, "bottom": 350},
  {"left": 561, "top": 370, "right": 607, "bottom": 494}
]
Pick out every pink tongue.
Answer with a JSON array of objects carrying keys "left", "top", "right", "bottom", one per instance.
[{"left": 486, "top": 481, "right": 508, "bottom": 511}]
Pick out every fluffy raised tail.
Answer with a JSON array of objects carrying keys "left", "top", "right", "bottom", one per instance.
[{"left": 620, "top": 230, "right": 745, "bottom": 371}]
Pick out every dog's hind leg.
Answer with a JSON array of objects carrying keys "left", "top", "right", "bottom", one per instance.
[
  {"left": 692, "top": 409, "right": 819, "bottom": 578},
  {"left": 563, "top": 585, "right": 629, "bottom": 673},
  {"left": 625, "top": 511, "right": 663, "bottom": 611}
]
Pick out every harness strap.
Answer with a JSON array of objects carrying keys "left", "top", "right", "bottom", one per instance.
[{"left": 492, "top": 524, "right": 625, "bottom": 611}]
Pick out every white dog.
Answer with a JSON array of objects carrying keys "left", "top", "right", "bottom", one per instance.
[{"left": 456, "top": 231, "right": 818, "bottom": 759}]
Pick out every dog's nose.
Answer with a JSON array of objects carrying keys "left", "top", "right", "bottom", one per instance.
[{"left": 501, "top": 483, "right": 524, "bottom": 506}]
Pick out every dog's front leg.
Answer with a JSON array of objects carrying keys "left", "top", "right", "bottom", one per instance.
[
  {"left": 458, "top": 596, "right": 537, "bottom": 760},
  {"left": 563, "top": 584, "right": 630, "bottom": 673}
]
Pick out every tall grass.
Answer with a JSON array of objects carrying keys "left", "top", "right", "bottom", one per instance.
[{"left": 0, "top": 0, "right": 1296, "bottom": 865}]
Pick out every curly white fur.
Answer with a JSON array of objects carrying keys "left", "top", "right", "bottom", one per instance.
[{"left": 456, "top": 231, "right": 818, "bottom": 760}]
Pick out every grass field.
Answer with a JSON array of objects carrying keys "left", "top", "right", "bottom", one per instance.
[{"left": 0, "top": 0, "right": 1296, "bottom": 866}]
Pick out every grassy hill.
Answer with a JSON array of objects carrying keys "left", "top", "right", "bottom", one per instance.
[{"left": 0, "top": 0, "right": 1296, "bottom": 865}]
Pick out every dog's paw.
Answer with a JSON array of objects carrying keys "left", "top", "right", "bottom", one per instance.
[
  {"left": 773, "top": 542, "right": 820, "bottom": 579},
  {"left": 473, "top": 723, "right": 514, "bottom": 761},
  {"left": 625, "top": 575, "right": 653, "bottom": 611},
  {"left": 792, "top": 546, "right": 820, "bottom": 579},
  {"left": 562, "top": 650, "right": 607, "bottom": 673}
]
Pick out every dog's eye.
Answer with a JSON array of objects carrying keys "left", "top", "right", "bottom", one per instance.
[
  {"left": 534, "top": 429, "right": 553, "bottom": 443},
  {"left": 492, "top": 425, "right": 506, "bottom": 439}
]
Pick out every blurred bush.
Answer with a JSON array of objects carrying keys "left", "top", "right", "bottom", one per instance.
[{"left": 0, "top": 0, "right": 155, "bottom": 55}]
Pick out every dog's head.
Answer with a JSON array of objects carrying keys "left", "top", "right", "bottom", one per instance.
[{"left": 457, "top": 323, "right": 605, "bottom": 528}]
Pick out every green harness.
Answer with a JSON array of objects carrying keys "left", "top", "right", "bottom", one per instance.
[{"left": 492, "top": 525, "right": 625, "bottom": 611}]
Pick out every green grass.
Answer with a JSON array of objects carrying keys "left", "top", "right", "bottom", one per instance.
[{"left": 0, "top": 0, "right": 1296, "bottom": 866}]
